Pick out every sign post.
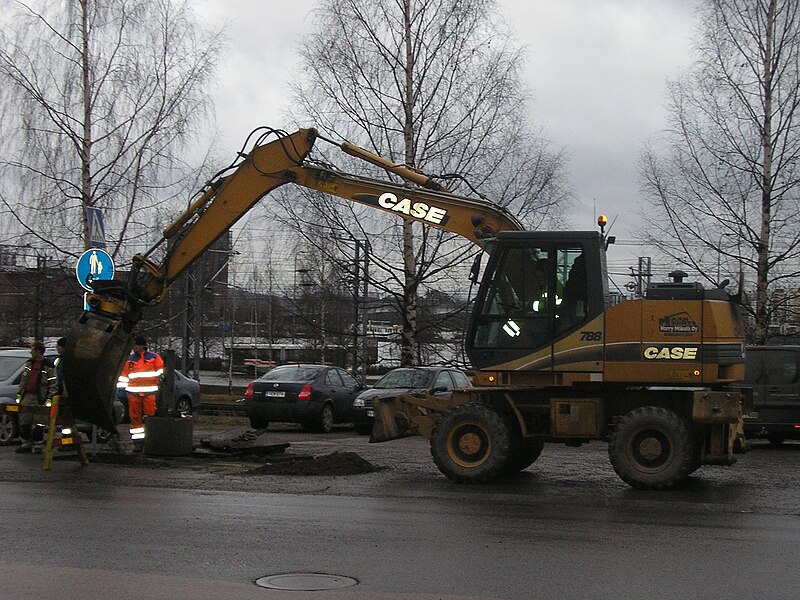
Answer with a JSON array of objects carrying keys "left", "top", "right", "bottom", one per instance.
[{"left": 75, "top": 249, "right": 115, "bottom": 310}]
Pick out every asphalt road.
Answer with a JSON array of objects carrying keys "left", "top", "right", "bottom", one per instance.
[{"left": 1, "top": 418, "right": 799, "bottom": 599}]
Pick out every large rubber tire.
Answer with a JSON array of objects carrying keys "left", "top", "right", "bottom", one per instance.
[
  {"left": 686, "top": 430, "right": 704, "bottom": 475},
  {"left": 430, "top": 403, "right": 511, "bottom": 483},
  {"left": 608, "top": 406, "right": 693, "bottom": 490},
  {"left": 0, "top": 413, "right": 19, "bottom": 446},
  {"left": 506, "top": 437, "right": 545, "bottom": 473}
]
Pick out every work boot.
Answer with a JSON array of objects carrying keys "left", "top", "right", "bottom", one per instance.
[
  {"left": 15, "top": 445, "right": 32, "bottom": 454},
  {"left": 133, "top": 441, "right": 144, "bottom": 453}
]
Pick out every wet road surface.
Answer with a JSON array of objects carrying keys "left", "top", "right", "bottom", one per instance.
[{"left": 0, "top": 418, "right": 799, "bottom": 599}]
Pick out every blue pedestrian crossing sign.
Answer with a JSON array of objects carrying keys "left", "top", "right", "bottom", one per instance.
[
  {"left": 75, "top": 248, "right": 115, "bottom": 291},
  {"left": 86, "top": 207, "right": 107, "bottom": 248}
]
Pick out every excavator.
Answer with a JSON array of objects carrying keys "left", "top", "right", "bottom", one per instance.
[{"left": 62, "top": 127, "right": 749, "bottom": 490}]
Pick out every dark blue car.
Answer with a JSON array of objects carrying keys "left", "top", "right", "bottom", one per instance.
[{"left": 242, "top": 364, "right": 364, "bottom": 433}]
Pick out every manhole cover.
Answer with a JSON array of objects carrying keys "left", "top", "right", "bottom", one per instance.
[{"left": 255, "top": 573, "right": 358, "bottom": 591}]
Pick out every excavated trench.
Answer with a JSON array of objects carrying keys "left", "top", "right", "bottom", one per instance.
[{"left": 59, "top": 428, "right": 380, "bottom": 476}]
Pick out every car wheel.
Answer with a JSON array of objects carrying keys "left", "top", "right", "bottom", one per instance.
[
  {"left": 429, "top": 403, "right": 511, "bottom": 483},
  {"left": 320, "top": 403, "right": 335, "bottom": 433},
  {"left": 309, "top": 403, "right": 334, "bottom": 433},
  {"left": 174, "top": 396, "right": 192, "bottom": 417},
  {"left": 608, "top": 406, "right": 693, "bottom": 490},
  {"left": 0, "top": 413, "right": 19, "bottom": 445},
  {"left": 93, "top": 427, "right": 114, "bottom": 444},
  {"left": 248, "top": 415, "right": 270, "bottom": 429},
  {"left": 118, "top": 399, "right": 129, "bottom": 424},
  {"left": 768, "top": 434, "right": 784, "bottom": 448}
]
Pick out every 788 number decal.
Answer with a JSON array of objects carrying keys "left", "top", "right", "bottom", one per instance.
[{"left": 580, "top": 331, "right": 602, "bottom": 341}]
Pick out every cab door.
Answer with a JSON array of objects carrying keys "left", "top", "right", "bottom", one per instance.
[
  {"left": 468, "top": 244, "right": 555, "bottom": 369},
  {"left": 466, "top": 232, "right": 604, "bottom": 371}
]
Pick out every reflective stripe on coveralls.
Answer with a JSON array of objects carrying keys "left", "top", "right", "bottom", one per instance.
[{"left": 118, "top": 350, "right": 164, "bottom": 442}]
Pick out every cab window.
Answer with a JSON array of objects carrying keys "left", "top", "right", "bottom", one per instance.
[
  {"left": 473, "top": 245, "right": 589, "bottom": 350},
  {"left": 555, "top": 249, "right": 588, "bottom": 333},
  {"left": 474, "top": 247, "right": 552, "bottom": 350}
]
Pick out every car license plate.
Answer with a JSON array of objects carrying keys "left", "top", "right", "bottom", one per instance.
[
  {"left": 265, "top": 390, "right": 285, "bottom": 398},
  {"left": 742, "top": 412, "right": 759, "bottom": 420}
]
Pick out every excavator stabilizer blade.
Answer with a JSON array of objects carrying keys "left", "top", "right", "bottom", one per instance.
[
  {"left": 62, "top": 311, "right": 134, "bottom": 432},
  {"left": 369, "top": 396, "right": 414, "bottom": 443}
]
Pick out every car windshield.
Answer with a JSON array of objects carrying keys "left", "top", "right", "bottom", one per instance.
[
  {"left": 374, "top": 369, "right": 434, "bottom": 389},
  {"left": 0, "top": 356, "right": 26, "bottom": 381},
  {"left": 260, "top": 365, "right": 322, "bottom": 383}
]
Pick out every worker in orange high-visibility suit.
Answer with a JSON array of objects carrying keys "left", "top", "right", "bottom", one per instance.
[{"left": 117, "top": 336, "right": 164, "bottom": 452}]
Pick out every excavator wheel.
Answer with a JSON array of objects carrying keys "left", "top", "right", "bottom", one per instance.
[
  {"left": 686, "top": 430, "right": 704, "bottom": 475},
  {"left": 430, "top": 402, "right": 511, "bottom": 483},
  {"left": 608, "top": 406, "right": 693, "bottom": 490},
  {"left": 505, "top": 437, "right": 545, "bottom": 474},
  {"left": 502, "top": 413, "right": 544, "bottom": 474}
]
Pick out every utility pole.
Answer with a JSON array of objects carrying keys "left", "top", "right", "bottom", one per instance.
[
  {"left": 34, "top": 254, "right": 45, "bottom": 341},
  {"left": 336, "top": 236, "right": 370, "bottom": 379},
  {"left": 629, "top": 257, "right": 652, "bottom": 298},
  {"left": 181, "top": 257, "right": 202, "bottom": 380},
  {"left": 352, "top": 241, "right": 360, "bottom": 374},
  {"left": 360, "top": 243, "right": 369, "bottom": 383}
]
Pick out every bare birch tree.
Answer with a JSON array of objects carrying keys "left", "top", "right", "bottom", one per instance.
[
  {"left": 640, "top": 0, "right": 800, "bottom": 343},
  {"left": 0, "top": 0, "right": 222, "bottom": 262},
  {"left": 271, "top": 0, "right": 570, "bottom": 366}
]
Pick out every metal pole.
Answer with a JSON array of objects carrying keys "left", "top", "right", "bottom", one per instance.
[
  {"left": 353, "top": 241, "right": 360, "bottom": 373},
  {"left": 193, "top": 260, "right": 201, "bottom": 380},
  {"left": 292, "top": 256, "right": 297, "bottom": 346},
  {"left": 227, "top": 287, "right": 235, "bottom": 395},
  {"left": 360, "top": 245, "right": 369, "bottom": 382},
  {"left": 34, "top": 255, "right": 44, "bottom": 341}
]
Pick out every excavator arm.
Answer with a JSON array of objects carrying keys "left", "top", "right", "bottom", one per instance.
[
  {"left": 133, "top": 128, "right": 522, "bottom": 304},
  {"left": 63, "top": 127, "right": 523, "bottom": 429}
]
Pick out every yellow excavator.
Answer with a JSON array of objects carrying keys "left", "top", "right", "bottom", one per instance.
[{"left": 63, "top": 127, "right": 749, "bottom": 490}]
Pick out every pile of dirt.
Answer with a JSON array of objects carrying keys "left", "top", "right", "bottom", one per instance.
[{"left": 247, "top": 451, "right": 380, "bottom": 476}]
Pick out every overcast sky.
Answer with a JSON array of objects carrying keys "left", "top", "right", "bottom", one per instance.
[{"left": 194, "top": 0, "right": 699, "bottom": 277}]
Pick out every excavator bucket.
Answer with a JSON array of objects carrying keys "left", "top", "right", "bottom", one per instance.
[
  {"left": 369, "top": 396, "right": 413, "bottom": 443},
  {"left": 370, "top": 393, "right": 454, "bottom": 443},
  {"left": 62, "top": 310, "right": 134, "bottom": 432}
]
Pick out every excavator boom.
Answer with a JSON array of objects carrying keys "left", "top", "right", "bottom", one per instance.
[{"left": 63, "top": 127, "right": 523, "bottom": 428}]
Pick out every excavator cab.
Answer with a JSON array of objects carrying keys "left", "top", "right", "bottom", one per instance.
[{"left": 466, "top": 231, "right": 607, "bottom": 370}]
